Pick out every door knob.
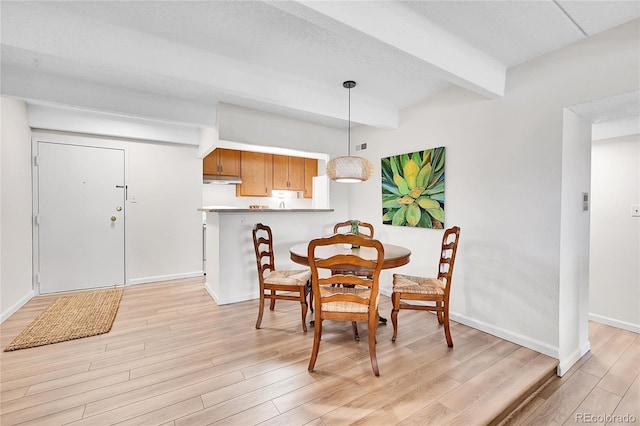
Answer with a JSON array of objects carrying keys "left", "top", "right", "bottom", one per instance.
[{"left": 110, "top": 216, "right": 117, "bottom": 222}]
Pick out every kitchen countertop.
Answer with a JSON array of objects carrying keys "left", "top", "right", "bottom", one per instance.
[{"left": 198, "top": 207, "right": 334, "bottom": 213}]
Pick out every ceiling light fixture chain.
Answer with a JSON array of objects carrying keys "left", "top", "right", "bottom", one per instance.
[{"left": 326, "top": 80, "right": 374, "bottom": 183}]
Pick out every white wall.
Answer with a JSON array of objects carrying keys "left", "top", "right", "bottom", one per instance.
[
  {"left": 217, "top": 102, "right": 345, "bottom": 152},
  {"left": 590, "top": 134, "right": 640, "bottom": 332},
  {"left": 30, "top": 130, "right": 204, "bottom": 286},
  {"left": 348, "top": 19, "right": 639, "bottom": 368},
  {"left": 124, "top": 139, "right": 204, "bottom": 283},
  {"left": 558, "top": 109, "right": 592, "bottom": 375},
  {"left": 0, "top": 98, "right": 35, "bottom": 321}
]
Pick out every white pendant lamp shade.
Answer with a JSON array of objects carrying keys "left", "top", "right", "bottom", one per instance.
[
  {"left": 327, "top": 80, "right": 373, "bottom": 183},
  {"left": 326, "top": 155, "right": 374, "bottom": 183}
]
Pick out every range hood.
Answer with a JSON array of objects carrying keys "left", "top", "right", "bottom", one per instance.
[{"left": 203, "top": 174, "right": 242, "bottom": 185}]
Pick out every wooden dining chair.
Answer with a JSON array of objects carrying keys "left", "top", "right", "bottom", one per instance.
[
  {"left": 391, "top": 226, "right": 460, "bottom": 347},
  {"left": 332, "top": 219, "right": 377, "bottom": 338},
  {"left": 307, "top": 233, "right": 385, "bottom": 376},
  {"left": 252, "top": 223, "right": 311, "bottom": 332},
  {"left": 333, "top": 220, "right": 374, "bottom": 238}
]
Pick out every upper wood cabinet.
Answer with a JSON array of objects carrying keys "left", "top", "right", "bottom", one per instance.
[
  {"left": 303, "top": 158, "right": 318, "bottom": 199},
  {"left": 234, "top": 151, "right": 318, "bottom": 198},
  {"left": 236, "top": 151, "right": 273, "bottom": 197},
  {"left": 203, "top": 148, "right": 240, "bottom": 176},
  {"left": 272, "top": 155, "right": 305, "bottom": 191}
]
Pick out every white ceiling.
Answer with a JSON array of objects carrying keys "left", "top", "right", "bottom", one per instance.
[
  {"left": 570, "top": 90, "right": 640, "bottom": 123},
  {"left": 1, "top": 1, "right": 639, "bottom": 129}
]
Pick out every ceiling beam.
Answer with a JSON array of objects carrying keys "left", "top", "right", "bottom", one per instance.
[
  {"left": 0, "top": 2, "right": 398, "bottom": 128},
  {"left": 281, "top": 1, "right": 506, "bottom": 98}
]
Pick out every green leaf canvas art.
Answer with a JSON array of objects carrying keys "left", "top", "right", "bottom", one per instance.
[{"left": 381, "top": 147, "right": 445, "bottom": 229}]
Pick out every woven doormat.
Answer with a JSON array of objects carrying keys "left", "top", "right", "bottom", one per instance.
[{"left": 4, "top": 288, "right": 123, "bottom": 352}]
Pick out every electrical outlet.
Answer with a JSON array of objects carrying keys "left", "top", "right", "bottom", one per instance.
[{"left": 632, "top": 205, "right": 640, "bottom": 217}]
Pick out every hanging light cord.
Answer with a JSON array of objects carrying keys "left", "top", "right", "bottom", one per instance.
[{"left": 347, "top": 84, "right": 351, "bottom": 156}]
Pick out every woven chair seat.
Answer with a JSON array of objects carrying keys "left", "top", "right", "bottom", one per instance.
[
  {"left": 264, "top": 270, "right": 311, "bottom": 286},
  {"left": 392, "top": 274, "right": 445, "bottom": 296},
  {"left": 319, "top": 286, "right": 372, "bottom": 313}
]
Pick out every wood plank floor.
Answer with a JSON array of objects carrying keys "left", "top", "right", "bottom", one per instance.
[
  {"left": 501, "top": 321, "right": 639, "bottom": 425},
  {"left": 1, "top": 277, "right": 561, "bottom": 425}
]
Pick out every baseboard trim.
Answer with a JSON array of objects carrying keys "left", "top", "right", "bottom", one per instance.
[
  {"left": 128, "top": 271, "right": 204, "bottom": 286},
  {"left": 204, "top": 281, "right": 257, "bottom": 305},
  {"left": 449, "top": 312, "right": 559, "bottom": 360},
  {"left": 589, "top": 313, "right": 640, "bottom": 333},
  {"left": 379, "top": 290, "right": 560, "bottom": 361},
  {"left": 556, "top": 345, "right": 589, "bottom": 377},
  {"left": 1, "top": 290, "right": 35, "bottom": 323}
]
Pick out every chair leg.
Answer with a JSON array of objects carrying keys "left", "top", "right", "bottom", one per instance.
[
  {"left": 307, "top": 282, "right": 314, "bottom": 313},
  {"left": 368, "top": 314, "right": 380, "bottom": 376},
  {"left": 436, "top": 301, "right": 444, "bottom": 324},
  {"left": 256, "top": 291, "right": 265, "bottom": 329},
  {"left": 443, "top": 307, "right": 453, "bottom": 347},
  {"left": 391, "top": 292, "right": 400, "bottom": 342},
  {"left": 299, "top": 290, "right": 308, "bottom": 333},
  {"left": 269, "top": 290, "right": 276, "bottom": 310},
  {"left": 352, "top": 322, "right": 359, "bottom": 341},
  {"left": 308, "top": 317, "right": 322, "bottom": 372}
]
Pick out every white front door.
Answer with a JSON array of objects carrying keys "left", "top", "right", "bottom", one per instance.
[{"left": 37, "top": 142, "right": 126, "bottom": 294}]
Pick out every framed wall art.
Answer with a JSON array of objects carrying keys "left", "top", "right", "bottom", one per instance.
[{"left": 381, "top": 146, "right": 445, "bottom": 229}]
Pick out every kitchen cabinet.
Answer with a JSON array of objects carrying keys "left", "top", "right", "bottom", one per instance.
[
  {"left": 236, "top": 151, "right": 273, "bottom": 197},
  {"left": 303, "top": 158, "right": 318, "bottom": 198},
  {"left": 235, "top": 152, "right": 317, "bottom": 198},
  {"left": 203, "top": 148, "right": 240, "bottom": 176},
  {"left": 272, "top": 155, "right": 305, "bottom": 191}
]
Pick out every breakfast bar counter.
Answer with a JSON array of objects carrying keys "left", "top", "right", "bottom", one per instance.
[
  {"left": 198, "top": 207, "right": 334, "bottom": 213},
  {"left": 199, "top": 207, "right": 338, "bottom": 305}
]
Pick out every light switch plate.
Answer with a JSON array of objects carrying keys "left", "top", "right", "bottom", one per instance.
[{"left": 632, "top": 205, "right": 640, "bottom": 217}]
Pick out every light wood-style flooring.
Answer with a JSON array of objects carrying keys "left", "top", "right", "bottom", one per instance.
[
  {"left": 502, "top": 321, "right": 639, "bottom": 425},
  {"left": 5, "top": 276, "right": 623, "bottom": 425}
]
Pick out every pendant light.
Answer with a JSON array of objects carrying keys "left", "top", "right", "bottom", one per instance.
[{"left": 326, "top": 81, "right": 374, "bottom": 183}]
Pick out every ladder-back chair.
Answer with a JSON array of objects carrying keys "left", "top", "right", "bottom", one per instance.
[
  {"left": 252, "top": 223, "right": 311, "bottom": 332},
  {"left": 307, "top": 233, "right": 385, "bottom": 376},
  {"left": 333, "top": 220, "right": 374, "bottom": 239},
  {"left": 391, "top": 226, "right": 460, "bottom": 347}
]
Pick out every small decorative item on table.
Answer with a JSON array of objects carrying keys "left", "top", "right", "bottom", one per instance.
[{"left": 350, "top": 220, "right": 360, "bottom": 248}]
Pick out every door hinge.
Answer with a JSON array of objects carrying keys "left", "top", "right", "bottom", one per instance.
[
  {"left": 35, "top": 273, "right": 40, "bottom": 284},
  {"left": 34, "top": 215, "right": 39, "bottom": 226},
  {"left": 34, "top": 156, "right": 40, "bottom": 166}
]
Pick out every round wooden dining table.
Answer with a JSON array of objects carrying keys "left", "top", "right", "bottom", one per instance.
[
  {"left": 290, "top": 241, "right": 411, "bottom": 325},
  {"left": 289, "top": 242, "right": 411, "bottom": 271}
]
